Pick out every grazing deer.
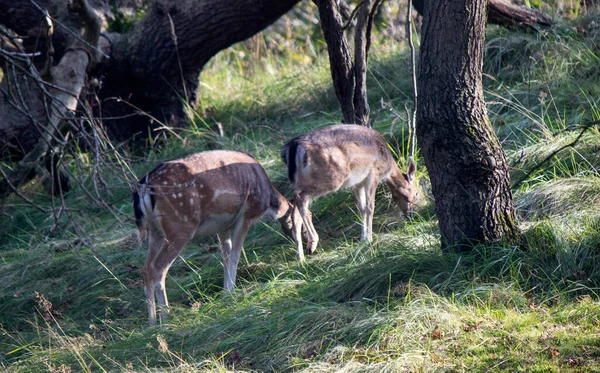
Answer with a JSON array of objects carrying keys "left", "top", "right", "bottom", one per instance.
[
  {"left": 133, "top": 150, "right": 304, "bottom": 325},
  {"left": 281, "top": 124, "right": 417, "bottom": 254}
]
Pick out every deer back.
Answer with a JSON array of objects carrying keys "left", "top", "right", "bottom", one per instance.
[
  {"left": 134, "top": 150, "right": 281, "bottom": 238},
  {"left": 282, "top": 124, "right": 396, "bottom": 196}
]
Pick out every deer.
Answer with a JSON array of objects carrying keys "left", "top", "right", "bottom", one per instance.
[
  {"left": 133, "top": 150, "right": 304, "bottom": 325},
  {"left": 281, "top": 124, "right": 417, "bottom": 254}
]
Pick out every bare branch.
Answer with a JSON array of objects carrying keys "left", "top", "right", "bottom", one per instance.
[
  {"left": 352, "top": 0, "right": 372, "bottom": 126},
  {"left": 365, "top": 0, "right": 383, "bottom": 60},
  {"left": 40, "top": 9, "right": 54, "bottom": 77},
  {"left": 0, "top": 165, "right": 53, "bottom": 213},
  {"left": 28, "top": 0, "right": 108, "bottom": 60},
  {"left": 0, "top": 50, "right": 42, "bottom": 58},
  {"left": 342, "top": 0, "right": 368, "bottom": 30},
  {"left": 406, "top": 1, "right": 417, "bottom": 159},
  {"left": 511, "top": 120, "right": 600, "bottom": 189}
]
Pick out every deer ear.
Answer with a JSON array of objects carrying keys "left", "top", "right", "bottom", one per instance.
[{"left": 406, "top": 157, "right": 417, "bottom": 183}]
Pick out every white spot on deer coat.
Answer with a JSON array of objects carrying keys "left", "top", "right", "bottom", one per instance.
[{"left": 212, "top": 189, "right": 237, "bottom": 201}]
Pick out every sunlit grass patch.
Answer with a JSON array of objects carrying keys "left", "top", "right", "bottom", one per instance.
[
  {"left": 515, "top": 176, "right": 600, "bottom": 218},
  {"left": 5, "top": 11, "right": 600, "bottom": 373}
]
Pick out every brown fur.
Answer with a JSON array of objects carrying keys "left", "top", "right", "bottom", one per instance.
[
  {"left": 134, "top": 150, "right": 303, "bottom": 325},
  {"left": 282, "top": 125, "right": 417, "bottom": 253}
]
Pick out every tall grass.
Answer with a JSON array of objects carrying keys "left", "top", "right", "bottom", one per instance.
[{"left": 2, "top": 11, "right": 600, "bottom": 373}]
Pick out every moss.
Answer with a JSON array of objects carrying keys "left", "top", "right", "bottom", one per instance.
[{"left": 466, "top": 125, "right": 477, "bottom": 137}]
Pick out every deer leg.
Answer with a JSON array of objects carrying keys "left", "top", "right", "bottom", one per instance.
[
  {"left": 143, "top": 270, "right": 158, "bottom": 326},
  {"left": 291, "top": 207, "right": 305, "bottom": 262},
  {"left": 144, "top": 230, "right": 166, "bottom": 326},
  {"left": 365, "top": 181, "right": 377, "bottom": 243},
  {"left": 295, "top": 192, "right": 319, "bottom": 254},
  {"left": 145, "top": 227, "right": 193, "bottom": 326},
  {"left": 354, "top": 184, "right": 370, "bottom": 242},
  {"left": 152, "top": 246, "right": 182, "bottom": 323},
  {"left": 218, "top": 230, "right": 233, "bottom": 291},
  {"left": 227, "top": 219, "right": 253, "bottom": 291}
]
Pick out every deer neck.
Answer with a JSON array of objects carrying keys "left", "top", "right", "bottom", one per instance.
[
  {"left": 385, "top": 163, "right": 407, "bottom": 190},
  {"left": 271, "top": 190, "right": 293, "bottom": 220}
]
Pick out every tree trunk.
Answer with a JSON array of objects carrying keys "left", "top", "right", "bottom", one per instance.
[
  {"left": 101, "top": 0, "right": 301, "bottom": 141},
  {"left": 314, "top": 0, "right": 381, "bottom": 126},
  {"left": 351, "top": 0, "right": 374, "bottom": 126},
  {"left": 0, "top": 0, "right": 109, "bottom": 156},
  {"left": 411, "top": 0, "right": 552, "bottom": 30},
  {"left": 0, "top": 0, "right": 301, "bottom": 155},
  {"left": 416, "top": 0, "right": 518, "bottom": 252},
  {"left": 314, "top": 0, "right": 357, "bottom": 125},
  {"left": 487, "top": 0, "right": 552, "bottom": 29},
  {"left": 0, "top": 0, "right": 102, "bottom": 198},
  {"left": 0, "top": 0, "right": 299, "bottom": 201}
]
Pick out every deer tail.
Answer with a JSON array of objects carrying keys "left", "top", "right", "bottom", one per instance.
[
  {"left": 132, "top": 175, "right": 155, "bottom": 241},
  {"left": 282, "top": 138, "right": 303, "bottom": 185}
]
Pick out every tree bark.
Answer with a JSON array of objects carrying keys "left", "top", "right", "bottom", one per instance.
[
  {"left": 0, "top": 0, "right": 110, "bottom": 156},
  {"left": 100, "top": 0, "right": 301, "bottom": 141},
  {"left": 0, "top": 0, "right": 102, "bottom": 198},
  {"left": 411, "top": 0, "right": 552, "bottom": 30},
  {"left": 314, "top": 0, "right": 381, "bottom": 126},
  {"left": 416, "top": 0, "right": 518, "bottom": 252},
  {"left": 0, "top": 0, "right": 300, "bottom": 201},
  {"left": 314, "top": 0, "right": 356, "bottom": 124},
  {"left": 0, "top": 0, "right": 301, "bottom": 155},
  {"left": 487, "top": 0, "right": 552, "bottom": 29},
  {"left": 351, "top": 0, "right": 376, "bottom": 126}
]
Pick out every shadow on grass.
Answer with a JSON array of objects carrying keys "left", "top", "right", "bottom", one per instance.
[{"left": 308, "top": 235, "right": 600, "bottom": 308}]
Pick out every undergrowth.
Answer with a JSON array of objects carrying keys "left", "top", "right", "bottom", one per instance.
[{"left": 2, "top": 11, "right": 600, "bottom": 373}]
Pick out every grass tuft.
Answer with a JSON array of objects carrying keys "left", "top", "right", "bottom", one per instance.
[{"left": 3, "top": 11, "right": 600, "bottom": 372}]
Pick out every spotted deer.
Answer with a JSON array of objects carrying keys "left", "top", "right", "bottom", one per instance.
[
  {"left": 133, "top": 150, "right": 304, "bottom": 325},
  {"left": 282, "top": 124, "right": 417, "bottom": 254}
]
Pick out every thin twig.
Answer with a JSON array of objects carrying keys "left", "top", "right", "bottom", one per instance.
[
  {"left": 28, "top": 0, "right": 109, "bottom": 59},
  {"left": 342, "top": 0, "right": 369, "bottom": 30},
  {"left": 0, "top": 166, "right": 53, "bottom": 213},
  {"left": 406, "top": 1, "right": 418, "bottom": 159},
  {"left": 167, "top": 13, "right": 189, "bottom": 104},
  {"left": 105, "top": 97, "right": 184, "bottom": 141},
  {"left": 365, "top": 0, "right": 383, "bottom": 60},
  {"left": 368, "top": 97, "right": 386, "bottom": 127},
  {"left": 0, "top": 49, "right": 42, "bottom": 58},
  {"left": 511, "top": 120, "right": 600, "bottom": 189},
  {"left": 40, "top": 9, "right": 54, "bottom": 77}
]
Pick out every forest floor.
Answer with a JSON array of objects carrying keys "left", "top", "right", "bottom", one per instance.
[{"left": 2, "top": 11, "right": 600, "bottom": 373}]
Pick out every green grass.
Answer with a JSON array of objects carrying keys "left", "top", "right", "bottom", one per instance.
[{"left": 3, "top": 12, "right": 600, "bottom": 372}]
